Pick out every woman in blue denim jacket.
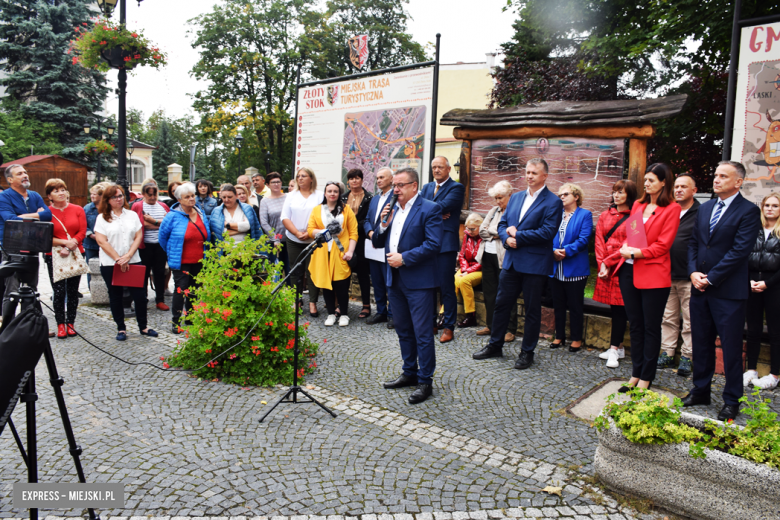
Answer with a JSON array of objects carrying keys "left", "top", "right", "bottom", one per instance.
[{"left": 195, "top": 179, "right": 219, "bottom": 216}]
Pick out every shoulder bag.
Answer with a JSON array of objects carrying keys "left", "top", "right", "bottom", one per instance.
[{"left": 50, "top": 213, "right": 89, "bottom": 283}]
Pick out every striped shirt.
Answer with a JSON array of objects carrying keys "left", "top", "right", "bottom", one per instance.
[
  {"left": 143, "top": 202, "right": 167, "bottom": 243},
  {"left": 555, "top": 211, "right": 588, "bottom": 282}
]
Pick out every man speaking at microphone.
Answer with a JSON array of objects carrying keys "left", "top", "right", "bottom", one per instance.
[{"left": 373, "top": 167, "right": 442, "bottom": 404}]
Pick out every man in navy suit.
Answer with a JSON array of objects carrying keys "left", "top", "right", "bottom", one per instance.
[
  {"left": 420, "top": 156, "right": 465, "bottom": 343},
  {"left": 373, "top": 167, "right": 443, "bottom": 404},
  {"left": 472, "top": 158, "right": 563, "bottom": 369},
  {"left": 683, "top": 160, "right": 761, "bottom": 421},
  {"left": 364, "top": 167, "right": 395, "bottom": 329}
]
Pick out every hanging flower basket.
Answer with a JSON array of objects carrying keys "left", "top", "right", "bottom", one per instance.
[
  {"left": 69, "top": 17, "right": 167, "bottom": 72},
  {"left": 84, "top": 139, "right": 115, "bottom": 157}
]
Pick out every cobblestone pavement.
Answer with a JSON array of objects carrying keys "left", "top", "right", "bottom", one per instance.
[{"left": 2, "top": 265, "right": 778, "bottom": 520}]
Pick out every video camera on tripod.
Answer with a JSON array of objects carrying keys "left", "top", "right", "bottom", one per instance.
[{"left": 0, "top": 219, "right": 101, "bottom": 520}]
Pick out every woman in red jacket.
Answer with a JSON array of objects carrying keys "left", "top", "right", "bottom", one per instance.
[
  {"left": 454, "top": 213, "right": 484, "bottom": 328},
  {"left": 594, "top": 180, "right": 637, "bottom": 368},
  {"left": 616, "top": 164, "right": 681, "bottom": 391},
  {"left": 45, "top": 178, "right": 87, "bottom": 339}
]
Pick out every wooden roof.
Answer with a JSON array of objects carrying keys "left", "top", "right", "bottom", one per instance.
[
  {"left": 0, "top": 155, "right": 88, "bottom": 169},
  {"left": 440, "top": 94, "right": 687, "bottom": 128}
]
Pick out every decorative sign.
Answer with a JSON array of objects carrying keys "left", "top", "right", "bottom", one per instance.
[
  {"left": 469, "top": 137, "right": 625, "bottom": 223},
  {"left": 349, "top": 35, "right": 369, "bottom": 70},
  {"left": 732, "top": 21, "right": 780, "bottom": 203},
  {"left": 296, "top": 66, "right": 435, "bottom": 189}
]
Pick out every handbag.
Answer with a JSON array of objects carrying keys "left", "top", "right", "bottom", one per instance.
[{"left": 50, "top": 213, "right": 89, "bottom": 283}]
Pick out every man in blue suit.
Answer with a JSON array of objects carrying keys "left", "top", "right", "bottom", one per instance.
[
  {"left": 682, "top": 160, "right": 761, "bottom": 421},
  {"left": 420, "top": 156, "right": 465, "bottom": 343},
  {"left": 472, "top": 158, "right": 563, "bottom": 369},
  {"left": 364, "top": 167, "right": 394, "bottom": 329},
  {"left": 373, "top": 167, "right": 443, "bottom": 404}
]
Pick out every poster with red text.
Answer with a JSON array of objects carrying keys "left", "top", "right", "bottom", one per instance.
[
  {"left": 733, "top": 21, "right": 780, "bottom": 204},
  {"left": 296, "top": 67, "right": 434, "bottom": 191}
]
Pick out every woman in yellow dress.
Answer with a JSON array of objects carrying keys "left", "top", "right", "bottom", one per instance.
[{"left": 307, "top": 181, "right": 358, "bottom": 327}]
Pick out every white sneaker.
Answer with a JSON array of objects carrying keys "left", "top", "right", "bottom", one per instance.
[
  {"left": 338, "top": 315, "right": 350, "bottom": 327},
  {"left": 324, "top": 314, "right": 337, "bottom": 326},
  {"left": 752, "top": 374, "right": 779, "bottom": 390},
  {"left": 743, "top": 370, "right": 759, "bottom": 387},
  {"left": 599, "top": 347, "right": 625, "bottom": 360},
  {"left": 605, "top": 349, "right": 620, "bottom": 368}
]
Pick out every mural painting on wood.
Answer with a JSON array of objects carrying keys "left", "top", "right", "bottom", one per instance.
[{"left": 469, "top": 137, "right": 625, "bottom": 223}]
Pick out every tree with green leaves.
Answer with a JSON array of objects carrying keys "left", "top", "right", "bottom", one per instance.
[
  {"left": 0, "top": 0, "right": 109, "bottom": 160},
  {"left": 0, "top": 103, "right": 63, "bottom": 162},
  {"left": 496, "top": 0, "right": 780, "bottom": 187}
]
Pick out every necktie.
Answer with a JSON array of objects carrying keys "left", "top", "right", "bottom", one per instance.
[
  {"left": 709, "top": 201, "right": 725, "bottom": 235},
  {"left": 434, "top": 184, "right": 440, "bottom": 196}
]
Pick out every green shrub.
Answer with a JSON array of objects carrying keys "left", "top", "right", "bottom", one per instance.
[
  {"left": 595, "top": 388, "right": 780, "bottom": 469},
  {"left": 165, "top": 235, "right": 318, "bottom": 386}
]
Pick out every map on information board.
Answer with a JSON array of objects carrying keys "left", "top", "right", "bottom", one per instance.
[
  {"left": 732, "top": 22, "right": 780, "bottom": 204},
  {"left": 342, "top": 106, "right": 426, "bottom": 190},
  {"left": 296, "top": 66, "right": 434, "bottom": 189}
]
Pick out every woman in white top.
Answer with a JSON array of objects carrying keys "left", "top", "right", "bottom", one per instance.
[
  {"left": 93, "top": 184, "right": 158, "bottom": 341},
  {"left": 281, "top": 167, "right": 324, "bottom": 316}
]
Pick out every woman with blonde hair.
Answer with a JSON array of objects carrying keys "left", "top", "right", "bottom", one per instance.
[
  {"left": 744, "top": 192, "right": 780, "bottom": 389},
  {"left": 550, "top": 183, "right": 592, "bottom": 352},
  {"left": 475, "top": 180, "right": 518, "bottom": 342},
  {"left": 281, "top": 167, "right": 324, "bottom": 315},
  {"left": 454, "top": 212, "right": 484, "bottom": 328}
]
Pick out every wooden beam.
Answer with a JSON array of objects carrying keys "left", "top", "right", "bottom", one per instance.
[
  {"left": 453, "top": 125, "right": 655, "bottom": 140},
  {"left": 459, "top": 140, "right": 471, "bottom": 210},
  {"left": 628, "top": 139, "right": 648, "bottom": 199}
]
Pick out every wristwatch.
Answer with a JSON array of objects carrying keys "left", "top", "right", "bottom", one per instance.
[{"left": 630, "top": 252, "right": 635, "bottom": 260}]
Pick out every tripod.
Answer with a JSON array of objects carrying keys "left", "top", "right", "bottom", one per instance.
[
  {"left": 2, "top": 276, "right": 101, "bottom": 520},
  {"left": 259, "top": 239, "right": 337, "bottom": 423}
]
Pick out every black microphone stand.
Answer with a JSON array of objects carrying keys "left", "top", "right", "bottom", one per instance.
[{"left": 259, "top": 237, "right": 337, "bottom": 423}]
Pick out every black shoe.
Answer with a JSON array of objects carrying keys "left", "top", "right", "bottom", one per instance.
[
  {"left": 568, "top": 345, "right": 582, "bottom": 353},
  {"left": 472, "top": 345, "right": 503, "bottom": 360},
  {"left": 409, "top": 384, "right": 433, "bottom": 404},
  {"left": 681, "top": 392, "right": 711, "bottom": 407},
  {"left": 618, "top": 384, "right": 634, "bottom": 394},
  {"left": 77, "top": 291, "right": 84, "bottom": 298},
  {"left": 676, "top": 356, "right": 692, "bottom": 377},
  {"left": 717, "top": 404, "right": 740, "bottom": 422},
  {"left": 549, "top": 341, "right": 564, "bottom": 349},
  {"left": 366, "top": 313, "right": 388, "bottom": 325},
  {"left": 383, "top": 374, "right": 418, "bottom": 389},
  {"left": 172, "top": 324, "right": 183, "bottom": 334},
  {"left": 514, "top": 351, "right": 534, "bottom": 370},
  {"left": 386, "top": 316, "right": 395, "bottom": 330}
]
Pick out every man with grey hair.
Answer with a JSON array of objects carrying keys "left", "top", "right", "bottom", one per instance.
[
  {"left": 364, "top": 167, "right": 395, "bottom": 327},
  {"left": 0, "top": 164, "right": 53, "bottom": 317},
  {"left": 682, "top": 160, "right": 761, "bottom": 422},
  {"left": 421, "top": 155, "right": 465, "bottom": 343}
]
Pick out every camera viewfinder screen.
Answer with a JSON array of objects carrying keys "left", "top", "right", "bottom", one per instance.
[{"left": 3, "top": 221, "right": 54, "bottom": 254}]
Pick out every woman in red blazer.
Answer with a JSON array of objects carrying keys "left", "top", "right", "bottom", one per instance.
[{"left": 614, "top": 163, "right": 681, "bottom": 391}]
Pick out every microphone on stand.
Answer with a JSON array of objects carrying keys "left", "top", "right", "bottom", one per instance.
[
  {"left": 381, "top": 194, "right": 398, "bottom": 224},
  {"left": 326, "top": 220, "right": 345, "bottom": 252}
]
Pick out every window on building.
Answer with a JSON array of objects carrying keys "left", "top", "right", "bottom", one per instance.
[{"left": 127, "top": 159, "right": 145, "bottom": 185}]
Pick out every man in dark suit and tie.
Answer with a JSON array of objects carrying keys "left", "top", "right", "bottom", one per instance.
[
  {"left": 472, "top": 158, "right": 563, "bottom": 369},
  {"left": 364, "top": 167, "right": 395, "bottom": 329},
  {"left": 420, "top": 156, "right": 465, "bottom": 343},
  {"left": 683, "top": 160, "right": 761, "bottom": 421},
  {"left": 373, "top": 167, "right": 443, "bottom": 404}
]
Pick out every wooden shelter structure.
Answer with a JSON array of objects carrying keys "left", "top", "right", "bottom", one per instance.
[
  {"left": 0, "top": 155, "right": 90, "bottom": 206},
  {"left": 440, "top": 94, "right": 688, "bottom": 219}
]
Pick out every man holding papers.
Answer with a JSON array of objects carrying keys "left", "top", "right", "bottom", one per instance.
[
  {"left": 614, "top": 163, "right": 680, "bottom": 393},
  {"left": 364, "top": 168, "right": 395, "bottom": 328}
]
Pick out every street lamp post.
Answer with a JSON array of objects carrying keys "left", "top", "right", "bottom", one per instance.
[
  {"left": 265, "top": 150, "right": 271, "bottom": 174},
  {"left": 96, "top": 0, "right": 145, "bottom": 197},
  {"left": 127, "top": 140, "right": 135, "bottom": 185},
  {"left": 235, "top": 135, "right": 244, "bottom": 179},
  {"left": 84, "top": 118, "right": 115, "bottom": 183}
]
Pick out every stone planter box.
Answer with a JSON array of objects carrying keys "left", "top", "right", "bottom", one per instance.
[{"left": 594, "top": 412, "right": 780, "bottom": 520}]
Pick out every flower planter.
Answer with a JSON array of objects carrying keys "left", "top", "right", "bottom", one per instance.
[
  {"left": 100, "top": 47, "right": 141, "bottom": 70},
  {"left": 594, "top": 412, "right": 780, "bottom": 520}
]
